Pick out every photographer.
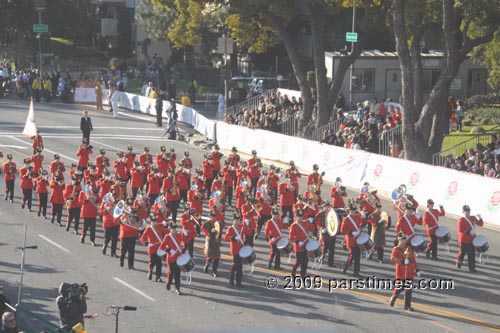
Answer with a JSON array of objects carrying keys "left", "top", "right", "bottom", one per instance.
[{"left": 56, "top": 282, "right": 87, "bottom": 330}]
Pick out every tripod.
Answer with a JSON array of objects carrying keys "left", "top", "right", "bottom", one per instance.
[
  {"left": 106, "top": 305, "right": 137, "bottom": 333},
  {"left": 162, "top": 119, "right": 180, "bottom": 140}
]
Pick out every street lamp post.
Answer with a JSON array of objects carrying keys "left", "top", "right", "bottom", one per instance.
[
  {"left": 16, "top": 225, "right": 38, "bottom": 306},
  {"left": 348, "top": 1, "right": 356, "bottom": 110}
]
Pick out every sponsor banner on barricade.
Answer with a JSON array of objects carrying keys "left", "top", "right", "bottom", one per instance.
[{"left": 74, "top": 88, "right": 109, "bottom": 104}]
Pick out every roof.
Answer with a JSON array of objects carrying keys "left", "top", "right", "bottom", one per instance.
[{"left": 325, "top": 50, "right": 444, "bottom": 58}]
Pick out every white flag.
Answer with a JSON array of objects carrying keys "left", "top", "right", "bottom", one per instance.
[{"left": 22, "top": 98, "right": 37, "bottom": 137}]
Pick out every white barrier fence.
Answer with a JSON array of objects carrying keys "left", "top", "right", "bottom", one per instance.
[{"left": 76, "top": 87, "right": 500, "bottom": 226}]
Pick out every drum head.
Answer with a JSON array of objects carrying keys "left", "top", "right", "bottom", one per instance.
[
  {"left": 306, "top": 239, "right": 320, "bottom": 251},
  {"left": 327, "top": 209, "right": 340, "bottom": 237},
  {"left": 435, "top": 226, "right": 449, "bottom": 238},
  {"left": 356, "top": 232, "right": 369, "bottom": 245},
  {"left": 277, "top": 237, "right": 289, "bottom": 249},
  {"left": 156, "top": 248, "right": 166, "bottom": 256},
  {"left": 176, "top": 253, "right": 190, "bottom": 266},
  {"left": 411, "top": 235, "right": 424, "bottom": 247},
  {"left": 472, "top": 235, "right": 487, "bottom": 247},
  {"left": 239, "top": 245, "right": 252, "bottom": 257}
]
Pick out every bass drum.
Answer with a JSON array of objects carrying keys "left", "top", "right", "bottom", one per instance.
[
  {"left": 176, "top": 253, "right": 195, "bottom": 272},
  {"left": 277, "top": 237, "right": 293, "bottom": 255},
  {"left": 306, "top": 239, "right": 322, "bottom": 258},
  {"left": 326, "top": 208, "right": 342, "bottom": 237},
  {"left": 239, "top": 245, "right": 256, "bottom": 265}
]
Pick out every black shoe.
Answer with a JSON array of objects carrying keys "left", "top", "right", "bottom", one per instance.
[
  {"left": 51, "top": 218, "right": 54, "bottom": 224},
  {"left": 166, "top": 283, "right": 171, "bottom": 291},
  {"left": 431, "top": 257, "right": 438, "bottom": 261},
  {"left": 120, "top": 258, "right": 124, "bottom": 267},
  {"left": 128, "top": 266, "right": 135, "bottom": 270},
  {"left": 111, "top": 253, "right": 117, "bottom": 258},
  {"left": 275, "top": 266, "right": 281, "bottom": 270},
  {"left": 353, "top": 273, "right": 363, "bottom": 278},
  {"left": 57, "top": 222, "right": 62, "bottom": 226},
  {"left": 4, "top": 196, "right": 7, "bottom": 201},
  {"left": 175, "top": 289, "right": 181, "bottom": 295},
  {"left": 80, "top": 237, "right": 85, "bottom": 244},
  {"left": 368, "top": 253, "right": 373, "bottom": 260},
  {"left": 268, "top": 263, "right": 272, "bottom": 269},
  {"left": 236, "top": 283, "right": 244, "bottom": 288},
  {"left": 456, "top": 261, "right": 461, "bottom": 269},
  {"left": 342, "top": 263, "right": 347, "bottom": 274},
  {"left": 203, "top": 264, "right": 209, "bottom": 273},
  {"left": 229, "top": 280, "right": 234, "bottom": 286},
  {"left": 405, "top": 306, "right": 415, "bottom": 312},
  {"left": 426, "top": 251, "right": 430, "bottom": 259},
  {"left": 28, "top": 208, "right": 31, "bottom": 212},
  {"left": 469, "top": 268, "right": 478, "bottom": 273},
  {"left": 378, "top": 259, "right": 384, "bottom": 264},
  {"left": 37, "top": 211, "right": 41, "bottom": 217},
  {"left": 73, "top": 230, "right": 79, "bottom": 235},
  {"left": 156, "top": 278, "right": 162, "bottom": 283},
  {"left": 148, "top": 271, "right": 153, "bottom": 280},
  {"left": 22, "top": 203, "right": 25, "bottom": 209},
  {"left": 102, "top": 246, "right": 107, "bottom": 255},
  {"left": 389, "top": 297, "right": 396, "bottom": 307}
]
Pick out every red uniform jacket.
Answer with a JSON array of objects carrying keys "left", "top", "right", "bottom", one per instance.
[
  {"left": 393, "top": 198, "right": 418, "bottom": 220},
  {"left": 227, "top": 153, "right": 240, "bottom": 168},
  {"left": 120, "top": 222, "right": 139, "bottom": 238},
  {"left": 31, "top": 135, "right": 44, "bottom": 150},
  {"left": 35, "top": 178, "right": 49, "bottom": 194},
  {"left": 160, "top": 232, "right": 186, "bottom": 263},
  {"left": 289, "top": 222, "right": 312, "bottom": 253},
  {"left": 306, "top": 173, "right": 322, "bottom": 187},
  {"left": 101, "top": 203, "right": 120, "bottom": 229},
  {"left": 235, "top": 186, "right": 247, "bottom": 210},
  {"left": 130, "top": 168, "right": 145, "bottom": 189},
  {"left": 211, "top": 151, "right": 222, "bottom": 171},
  {"left": 147, "top": 173, "right": 161, "bottom": 195},
  {"left": 64, "top": 184, "right": 82, "bottom": 208},
  {"left": 265, "top": 218, "right": 286, "bottom": 246},
  {"left": 279, "top": 182, "right": 295, "bottom": 207},
  {"left": 423, "top": 207, "right": 445, "bottom": 236},
  {"left": 113, "top": 159, "right": 127, "bottom": 180},
  {"left": 341, "top": 214, "right": 367, "bottom": 248},
  {"left": 77, "top": 146, "right": 92, "bottom": 168},
  {"left": 19, "top": 167, "right": 34, "bottom": 189},
  {"left": 391, "top": 245, "right": 418, "bottom": 279},
  {"left": 224, "top": 224, "right": 247, "bottom": 255},
  {"left": 236, "top": 168, "right": 249, "bottom": 186},
  {"left": 285, "top": 167, "right": 301, "bottom": 190},
  {"left": 358, "top": 192, "right": 380, "bottom": 214},
  {"left": 181, "top": 214, "right": 197, "bottom": 242},
  {"left": 95, "top": 155, "right": 109, "bottom": 177},
  {"left": 49, "top": 182, "right": 65, "bottom": 204},
  {"left": 202, "top": 160, "right": 214, "bottom": 179},
  {"left": 30, "top": 154, "right": 43, "bottom": 174},
  {"left": 330, "top": 186, "right": 347, "bottom": 208},
  {"left": 179, "top": 157, "right": 192, "bottom": 169},
  {"left": 125, "top": 152, "right": 136, "bottom": 171},
  {"left": 156, "top": 153, "right": 169, "bottom": 175},
  {"left": 50, "top": 161, "right": 65, "bottom": 180},
  {"left": 3, "top": 162, "right": 17, "bottom": 181},
  {"left": 457, "top": 215, "right": 483, "bottom": 244},
  {"left": 248, "top": 157, "right": 261, "bottom": 179},
  {"left": 242, "top": 215, "right": 257, "bottom": 237},
  {"left": 222, "top": 166, "right": 235, "bottom": 189},
  {"left": 188, "top": 189, "right": 203, "bottom": 213},
  {"left": 268, "top": 171, "right": 279, "bottom": 189},
  {"left": 176, "top": 170, "right": 190, "bottom": 191},
  {"left": 141, "top": 224, "right": 168, "bottom": 255},
  {"left": 138, "top": 153, "right": 153, "bottom": 173},
  {"left": 79, "top": 191, "right": 98, "bottom": 218},
  {"left": 396, "top": 214, "right": 422, "bottom": 241}
]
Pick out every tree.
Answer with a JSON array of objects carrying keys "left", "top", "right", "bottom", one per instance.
[
  {"left": 136, "top": 0, "right": 176, "bottom": 41},
  {"left": 392, "top": 0, "right": 499, "bottom": 162},
  {"left": 473, "top": 32, "right": 500, "bottom": 90}
]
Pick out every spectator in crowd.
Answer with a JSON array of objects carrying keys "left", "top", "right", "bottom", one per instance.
[
  {"left": 0, "top": 286, "right": 11, "bottom": 317},
  {"left": 455, "top": 99, "right": 465, "bottom": 132},
  {"left": 1, "top": 312, "right": 18, "bottom": 333}
]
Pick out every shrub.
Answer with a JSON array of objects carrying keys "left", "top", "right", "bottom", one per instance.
[
  {"left": 480, "top": 118, "right": 491, "bottom": 125},
  {"left": 467, "top": 107, "right": 500, "bottom": 125},
  {"left": 464, "top": 92, "right": 500, "bottom": 109},
  {"left": 463, "top": 120, "right": 473, "bottom": 126}
]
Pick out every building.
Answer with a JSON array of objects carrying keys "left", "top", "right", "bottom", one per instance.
[{"left": 325, "top": 50, "right": 489, "bottom": 107}]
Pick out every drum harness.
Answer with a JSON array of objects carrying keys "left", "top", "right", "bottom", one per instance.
[
  {"left": 403, "top": 216, "right": 416, "bottom": 239},
  {"left": 348, "top": 216, "right": 370, "bottom": 260}
]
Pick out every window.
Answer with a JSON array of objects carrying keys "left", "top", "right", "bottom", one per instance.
[
  {"left": 352, "top": 69, "right": 375, "bottom": 91},
  {"left": 423, "top": 69, "right": 440, "bottom": 93}
]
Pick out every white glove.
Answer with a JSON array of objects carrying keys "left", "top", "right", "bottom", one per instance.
[
  {"left": 416, "top": 212, "right": 422, "bottom": 219},
  {"left": 470, "top": 229, "right": 476, "bottom": 236},
  {"left": 148, "top": 243, "right": 154, "bottom": 248},
  {"left": 235, "top": 235, "right": 242, "bottom": 241},
  {"left": 476, "top": 214, "right": 482, "bottom": 220},
  {"left": 162, "top": 221, "right": 168, "bottom": 227},
  {"left": 352, "top": 231, "right": 360, "bottom": 237},
  {"left": 183, "top": 230, "right": 188, "bottom": 236},
  {"left": 378, "top": 218, "right": 386, "bottom": 224},
  {"left": 169, "top": 249, "right": 176, "bottom": 255},
  {"left": 283, "top": 217, "right": 290, "bottom": 224},
  {"left": 298, "top": 241, "right": 305, "bottom": 247},
  {"left": 404, "top": 259, "right": 410, "bottom": 265},
  {"left": 271, "top": 237, "right": 276, "bottom": 242},
  {"left": 308, "top": 217, "right": 314, "bottom": 223},
  {"left": 244, "top": 219, "right": 250, "bottom": 226},
  {"left": 361, "top": 211, "right": 367, "bottom": 218},
  {"left": 416, "top": 271, "right": 421, "bottom": 277}
]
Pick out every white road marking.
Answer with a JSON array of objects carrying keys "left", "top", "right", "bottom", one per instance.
[
  {"left": 118, "top": 111, "right": 155, "bottom": 122},
  {"left": 8, "top": 136, "right": 78, "bottom": 162},
  {"left": 113, "top": 277, "right": 156, "bottom": 302},
  {"left": 0, "top": 125, "right": 163, "bottom": 130},
  {"left": 1, "top": 134, "right": 165, "bottom": 139},
  {"left": 0, "top": 145, "right": 27, "bottom": 149},
  {"left": 38, "top": 235, "right": 71, "bottom": 253}
]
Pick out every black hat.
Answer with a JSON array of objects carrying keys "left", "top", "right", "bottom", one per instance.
[
  {"left": 224, "top": 160, "right": 230, "bottom": 165},
  {"left": 348, "top": 199, "right": 357, "bottom": 211},
  {"left": 150, "top": 214, "right": 157, "bottom": 222},
  {"left": 290, "top": 160, "right": 295, "bottom": 166},
  {"left": 313, "top": 164, "right": 319, "bottom": 170},
  {"left": 210, "top": 210, "right": 217, "bottom": 217},
  {"left": 427, "top": 199, "right": 434, "bottom": 205},
  {"left": 36, "top": 148, "right": 42, "bottom": 153},
  {"left": 170, "top": 222, "right": 178, "bottom": 229},
  {"left": 126, "top": 197, "right": 134, "bottom": 205},
  {"left": 233, "top": 212, "right": 241, "bottom": 219},
  {"left": 144, "top": 146, "right": 149, "bottom": 152},
  {"left": 116, "top": 151, "right": 124, "bottom": 156},
  {"left": 462, "top": 205, "right": 471, "bottom": 212},
  {"left": 314, "top": 190, "right": 321, "bottom": 195},
  {"left": 72, "top": 175, "right": 78, "bottom": 181},
  {"left": 214, "top": 144, "right": 220, "bottom": 150},
  {"left": 160, "top": 145, "right": 166, "bottom": 152},
  {"left": 127, "top": 145, "right": 133, "bottom": 151},
  {"left": 189, "top": 208, "right": 196, "bottom": 215},
  {"left": 231, "top": 147, "right": 237, "bottom": 152},
  {"left": 170, "top": 146, "right": 175, "bottom": 152},
  {"left": 23, "top": 158, "right": 30, "bottom": 164},
  {"left": 7, "top": 154, "right": 12, "bottom": 159},
  {"left": 270, "top": 165, "right": 276, "bottom": 170},
  {"left": 207, "top": 154, "right": 213, "bottom": 159},
  {"left": 184, "top": 151, "right": 189, "bottom": 156},
  {"left": 397, "top": 232, "right": 406, "bottom": 240},
  {"left": 54, "top": 154, "right": 60, "bottom": 159},
  {"left": 71, "top": 162, "right": 77, "bottom": 168},
  {"left": 405, "top": 203, "right": 414, "bottom": 210},
  {"left": 272, "top": 207, "right": 280, "bottom": 215},
  {"left": 251, "top": 150, "right": 257, "bottom": 155},
  {"left": 99, "top": 149, "right": 105, "bottom": 154},
  {"left": 375, "top": 202, "right": 382, "bottom": 208},
  {"left": 296, "top": 209, "right": 304, "bottom": 217}
]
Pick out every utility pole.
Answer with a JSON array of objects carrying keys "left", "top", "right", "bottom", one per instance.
[
  {"left": 34, "top": 0, "right": 47, "bottom": 78},
  {"left": 348, "top": 1, "right": 356, "bottom": 110},
  {"left": 16, "top": 225, "right": 38, "bottom": 306}
]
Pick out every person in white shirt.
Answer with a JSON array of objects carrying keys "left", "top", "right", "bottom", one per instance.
[
  {"left": 217, "top": 93, "right": 225, "bottom": 114},
  {"left": 144, "top": 82, "right": 153, "bottom": 97}
]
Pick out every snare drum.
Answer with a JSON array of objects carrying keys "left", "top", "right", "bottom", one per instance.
[
  {"left": 277, "top": 237, "right": 293, "bottom": 255},
  {"left": 435, "top": 226, "right": 451, "bottom": 244},
  {"left": 334, "top": 208, "right": 347, "bottom": 220},
  {"left": 305, "top": 239, "right": 322, "bottom": 258},
  {"left": 356, "top": 232, "right": 373, "bottom": 252},
  {"left": 472, "top": 235, "right": 489, "bottom": 253},
  {"left": 239, "top": 245, "right": 256, "bottom": 265},
  {"left": 176, "top": 253, "right": 195, "bottom": 272},
  {"left": 410, "top": 235, "right": 427, "bottom": 253}
]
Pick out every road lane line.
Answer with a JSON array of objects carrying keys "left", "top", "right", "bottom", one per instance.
[
  {"left": 113, "top": 277, "right": 156, "bottom": 302},
  {"left": 38, "top": 235, "right": 71, "bottom": 254},
  {"left": 118, "top": 111, "right": 155, "bottom": 122},
  {"left": 8, "top": 136, "right": 78, "bottom": 162},
  {"left": 0, "top": 125, "right": 164, "bottom": 130},
  {"left": 429, "top": 320, "right": 460, "bottom": 333}
]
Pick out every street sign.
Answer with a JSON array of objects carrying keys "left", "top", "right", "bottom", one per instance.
[
  {"left": 346, "top": 32, "right": 358, "bottom": 43},
  {"left": 33, "top": 24, "right": 48, "bottom": 33},
  {"left": 42, "top": 53, "right": 54, "bottom": 57},
  {"left": 34, "top": 0, "right": 47, "bottom": 11}
]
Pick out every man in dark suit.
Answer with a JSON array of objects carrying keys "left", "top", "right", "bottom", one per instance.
[{"left": 80, "top": 110, "right": 93, "bottom": 143}]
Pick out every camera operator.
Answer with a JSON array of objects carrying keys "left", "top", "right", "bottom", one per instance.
[{"left": 56, "top": 282, "right": 87, "bottom": 329}]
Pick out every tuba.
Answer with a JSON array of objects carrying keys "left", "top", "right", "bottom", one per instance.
[
  {"left": 391, "top": 184, "right": 410, "bottom": 214},
  {"left": 102, "top": 193, "right": 115, "bottom": 214},
  {"left": 113, "top": 200, "right": 146, "bottom": 230}
]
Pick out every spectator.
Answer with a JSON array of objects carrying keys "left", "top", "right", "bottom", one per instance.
[
  {"left": 0, "top": 286, "right": 11, "bottom": 317},
  {"left": 455, "top": 99, "right": 465, "bottom": 132},
  {"left": 1, "top": 312, "right": 18, "bottom": 333},
  {"left": 188, "top": 80, "right": 196, "bottom": 105}
]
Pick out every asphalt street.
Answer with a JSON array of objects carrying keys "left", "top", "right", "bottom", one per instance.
[{"left": 0, "top": 99, "right": 499, "bottom": 333}]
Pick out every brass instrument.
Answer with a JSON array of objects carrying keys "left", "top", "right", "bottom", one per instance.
[
  {"left": 113, "top": 200, "right": 146, "bottom": 230},
  {"left": 102, "top": 193, "right": 115, "bottom": 214},
  {"left": 361, "top": 183, "right": 378, "bottom": 209},
  {"left": 391, "top": 184, "right": 411, "bottom": 214}
]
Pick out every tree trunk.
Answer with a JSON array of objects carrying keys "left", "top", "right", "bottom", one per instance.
[{"left": 308, "top": 1, "right": 329, "bottom": 131}]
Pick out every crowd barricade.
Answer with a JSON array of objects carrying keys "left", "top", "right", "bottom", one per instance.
[{"left": 75, "top": 87, "right": 500, "bottom": 225}]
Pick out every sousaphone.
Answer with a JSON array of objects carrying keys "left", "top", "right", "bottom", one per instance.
[{"left": 113, "top": 200, "right": 146, "bottom": 230}]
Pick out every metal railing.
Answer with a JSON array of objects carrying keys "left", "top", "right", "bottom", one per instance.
[
  {"left": 281, "top": 114, "right": 301, "bottom": 137},
  {"left": 432, "top": 124, "right": 500, "bottom": 166},
  {"left": 311, "top": 119, "right": 342, "bottom": 141},
  {"left": 378, "top": 124, "right": 403, "bottom": 157},
  {"left": 224, "top": 89, "right": 275, "bottom": 115},
  {"left": 13, "top": 303, "right": 64, "bottom": 333}
]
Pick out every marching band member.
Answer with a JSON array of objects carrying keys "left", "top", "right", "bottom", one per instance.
[
  {"left": 306, "top": 164, "right": 324, "bottom": 190},
  {"left": 167, "top": 147, "right": 177, "bottom": 170},
  {"left": 187, "top": 184, "right": 204, "bottom": 215},
  {"left": 101, "top": 194, "right": 120, "bottom": 257},
  {"left": 392, "top": 187, "right": 418, "bottom": 221},
  {"left": 95, "top": 149, "right": 110, "bottom": 178},
  {"left": 316, "top": 202, "right": 336, "bottom": 267},
  {"left": 156, "top": 146, "right": 170, "bottom": 176},
  {"left": 99, "top": 171, "right": 114, "bottom": 200},
  {"left": 222, "top": 160, "right": 235, "bottom": 207},
  {"left": 165, "top": 176, "right": 180, "bottom": 223},
  {"left": 30, "top": 129, "right": 44, "bottom": 154},
  {"left": 227, "top": 147, "right": 241, "bottom": 170},
  {"left": 141, "top": 214, "right": 168, "bottom": 282},
  {"left": 256, "top": 195, "right": 272, "bottom": 238},
  {"left": 49, "top": 176, "right": 65, "bottom": 225},
  {"left": 265, "top": 207, "right": 286, "bottom": 269},
  {"left": 192, "top": 169, "right": 206, "bottom": 193},
  {"left": 389, "top": 232, "right": 420, "bottom": 311},
  {"left": 79, "top": 186, "right": 98, "bottom": 245},
  {"left": 279, "top": 174, "right": 295, "bottom": 222},
  {"left": 248, "top": 150, "right": 262, "bottom": 197},
  {"left": 224, "top": 212, "right": 247, "bottom": 287},
  {"left": 30, "top": 148, "right": 44, "bottom": 177},
  {"left": 124, "top": 145, "right": 136, "bottom": 180},
  {"left": 139, "top": 146, "right": 153, "bottom": 192},
  {"left": 210, "top": 172, "right": 224, "bottom": 197},
  {"left": 285, "top": 161, "right": 301, "bottom": 200},
  {"left": 202, "top": 154, "right": 215, "bottom": 196},
  {"left": 268, "top": 165, "right": 280, "bottom": 201},
  {"left": 241, "top": 197, "right": 258, "bottom": 246},
  {"left": 236, "top": 161, "right": 249, "bottom": 191},
  {"left": 134, "top": 193, "right": 150, "bottom": 222},
  {"left": 395, "top": 203, "right": 422, "bottom": 242},
  {"left": 64, "top": 177, "right": 82, "bottom": 233},
  {"left": 35, "top": 170, "right": 49, "bottom": 218},
  {"left": 147, "top": 167, "right": 162, "bottom": 205},
  {"left": 160, "top": 222, "right": 187, "bottom": 295},
  {"left": 340, "top": 200, "right": 367, "bottom": 277},
  {"left": 358, "top": 182, "right": 380, "bottom": 235},
  {"left": 19, "top": 159, "right": 34, "bottom": 211},
  {"left": 130, "top": 161, "right": 145, "bottom": 199},
  {"left": 210, "top": 144, "right": 223, "bottom": 179},
  {"left": 423, "top": 199, "right": 445, "bottom": 260},
  {"left": 76, "top": 139, "right": 92, "bottom": 171},
  {"left": 201, "top": 210, "right": 222, "bottom": 277},
  {"left": 289, "top": 209, "right": 312, "bottom": 279},
  {"left": 50, "top": 154, "right": 65, "bottom": 181},
  {"left": 367, "top": 202, "right": 386, "bottom": 263},
  {"left": 330, "top": 177, "right": 347, "bottom": 209},
  {"left": 84, "top": 163, "right": 99, "bottom": 189},
  {"left": 457, "top": 205, "right": 483, "bottom": 272},
  {"left": 119, "top": 198, "right": 140, "bottom": 270},
  {"left": 154, "top": 194, "right": 170, "bottom": 222},
  {"left": 113, "top": 151, "right": 128, "bottom": 183},
  {"left": 3, "top": 154, "right": 17, "bottom": 203},
  {"left": 176, "top": 166, "right": 190, "bottom": 204},
  {"left": 234, "top": 180, "right": 248, "bottom": 215},
  {"left": 181, "top": 207, "right": 198, "bottom": 258},
  {"left": 179, "top": 150, "right": 193, "bottom": 188}
]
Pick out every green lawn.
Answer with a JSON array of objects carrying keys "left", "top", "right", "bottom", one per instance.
[{"left": 441, "top": 124, "right": 499, "bottom": 152}]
